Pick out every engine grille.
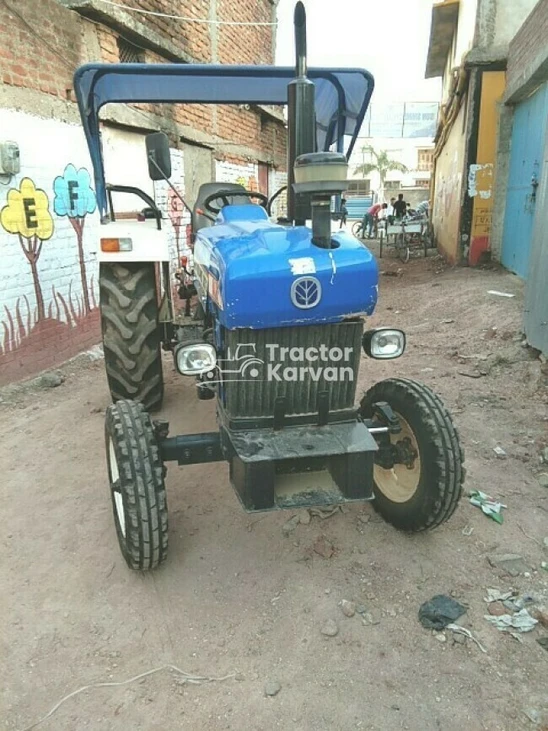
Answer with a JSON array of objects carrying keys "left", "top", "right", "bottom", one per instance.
[{"left": 222, "top": 322, "right": 363, "bottom": 419}]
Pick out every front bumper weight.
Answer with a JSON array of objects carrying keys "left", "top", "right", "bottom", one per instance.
[{"left": 223, "top": 421, "right": 378, "bottom": 512}]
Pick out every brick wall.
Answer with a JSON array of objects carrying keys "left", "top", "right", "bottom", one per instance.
[
  {"left": 0, "top": 0, "right": 83, "bottom": 97},
  {"left": 217, "top": 0, "right": 273, "bottom": 64},
  {"left": 505, "top": 0, "right": 548, "bottom": 102},
  {"left": 0, "top": 0, "right": 281, "bottom": 144},
  {"left": 103, "top": 0, "right": 213, "bottom": 61},
  {"left": 94, "top": 0, "right": 274, "bottom": 64},
  {"left": 0, "top": 0, "right": 286, "bottom": 384}
]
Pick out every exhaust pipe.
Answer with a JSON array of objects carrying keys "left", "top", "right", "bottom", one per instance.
[{"left": 287, "top": 1, "right": 316, "bottom": 225}]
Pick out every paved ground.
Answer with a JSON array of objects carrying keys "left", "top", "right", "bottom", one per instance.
[{"left": 2, "top": 252, "right": 548, "bottom": 731}]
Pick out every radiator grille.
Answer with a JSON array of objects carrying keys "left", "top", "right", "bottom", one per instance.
[{"left": 222, "top": 322, "right": 363, "bottom": 418}]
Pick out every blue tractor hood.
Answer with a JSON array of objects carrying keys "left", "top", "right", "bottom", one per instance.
[{"left": 194, "top": 206, "right": 378, "bottom": 330}]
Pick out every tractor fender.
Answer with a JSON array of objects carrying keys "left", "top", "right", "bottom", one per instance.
[{"left": 96, "top": 221, "right": 170, "bottom": 263}]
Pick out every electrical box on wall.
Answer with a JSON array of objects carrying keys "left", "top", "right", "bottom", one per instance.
[{"left": 0, "top": 141, "right": 21, "bottom": 175}]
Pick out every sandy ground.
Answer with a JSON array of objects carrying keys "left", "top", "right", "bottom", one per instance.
[{"left": 1, "top": 250, "right": 548, "bottom": 731}]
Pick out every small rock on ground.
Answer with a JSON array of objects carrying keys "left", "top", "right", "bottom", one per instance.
[
  {"left": 340, "top": 600, "right": 356, "bottom": 618},
  {"left": 282, "top": 515, "right": 300, "bottom": 536},
  {"left": 39, "top": 371, "right": 65, "bottom": 388},
  {"left": 320, "top": 619, "right": 339, "bottom": 637},
  {"left": 362, "top": 610, "right": 381, "bottom": 625},
  {"left": 532, "top": 607, "right": 548, "bottom": 629},
  {"left": 264, "top": 680, "right": 281, "bottom": 697},
  {"left": 488, "top": 601, "right": 508, "bottom": 617},
  {"left": 537, "top": 473, "right": 548, "bottom": 488},
  {"left": 313, "top": 536, "right": 334, "bottom": 559},
  {"left": 298, "top": 510, "right": 311, "bottom": 525},
  {"left": 488, "top": 553, "right": 529, "bottom": 577}
]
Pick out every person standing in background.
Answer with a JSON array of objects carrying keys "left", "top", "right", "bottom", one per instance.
[
  {"left": 387, "top": 196, "right": 396, "bottom": 225},
  {"left": 339, "top": 198, "right": 348, "bottom": 229},
  {"left": 393, "top": 193, "right": 407, "bottom": 219}
]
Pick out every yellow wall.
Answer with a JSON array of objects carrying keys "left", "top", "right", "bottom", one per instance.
[
  {"left": 432, "top": 99, "right": 467, "bottom": 263},
  {"left": 468, "top": 70, "right": 506, "bottom": 264}
]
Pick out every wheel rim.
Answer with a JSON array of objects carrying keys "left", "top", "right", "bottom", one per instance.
[
  {"left": 108, "top": 439, "right": 126, "bottom": 537},
  {"left": 374, "top": 414, "right": 421, "bottom": 503}
]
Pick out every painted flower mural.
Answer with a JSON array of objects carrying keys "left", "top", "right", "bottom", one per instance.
[
  {"left": 0, "top": 168, "right": 100, "bottom": 383},
  {"left": 0, "top": 178, "right": 54, "bottom": 322},
  {"left": 53, "top": 164, "right": 97, "bottom": 314}
]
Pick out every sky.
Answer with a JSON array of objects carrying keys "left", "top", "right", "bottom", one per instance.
[{"left": 275, "top": 0, "right": 442, "bottom": 105}]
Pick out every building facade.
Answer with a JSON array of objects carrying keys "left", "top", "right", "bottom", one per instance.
[
  {"left": 425, "top": 0, "right": 538, "bottom": 264},
  {"left": 0, "top": 0, "right": 286, "bottom": 384},
  {"left": 497, "top": 0, "right": 547, "bottom": 355},
  {"left": 349, "top": 137, "right": 435, "bottom": 207}
]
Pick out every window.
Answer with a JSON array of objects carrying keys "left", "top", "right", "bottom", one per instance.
[
  {"left": 117, "top": 37, "right": 145, "bottom": 63},
  {"left": 417, "top": 148, "right": 434, "bottom": 172},
  {"left": 346, "top": 180, "right": 371, "bottom": 196}
]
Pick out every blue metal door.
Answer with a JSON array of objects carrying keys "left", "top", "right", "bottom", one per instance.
[{"left": 501, "top": 84, "right": 548, "bottom": 278}]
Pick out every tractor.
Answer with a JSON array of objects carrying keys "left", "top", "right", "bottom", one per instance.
[{"left": 74, "top": 2, "right": 464, "bottom": 570}]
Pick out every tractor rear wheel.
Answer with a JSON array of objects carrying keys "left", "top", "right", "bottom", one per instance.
[
  {"left": 100, "top": 262, "right": 164, "bottom": 411},
  {"left": 105, "top": 399, "right": 168, "bottom": 570},
  {"left": 360, "top": 378, "right": 464, "bottom": 532}
]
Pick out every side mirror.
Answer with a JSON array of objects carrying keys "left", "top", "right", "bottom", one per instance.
[{"left": 146, "top": 132, "right": 172, "bottom": 181}]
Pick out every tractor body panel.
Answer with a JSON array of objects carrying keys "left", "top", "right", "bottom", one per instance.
[
  {"left": 96, "top": 220, "right": 170, "bottom": 263},
  {"left": 193, "top": 204, "right": 379, "bottom": 329}
]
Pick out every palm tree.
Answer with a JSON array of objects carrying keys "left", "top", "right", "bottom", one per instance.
[{"left": 354, "top": 145, "right": 408, "bottom": 200}]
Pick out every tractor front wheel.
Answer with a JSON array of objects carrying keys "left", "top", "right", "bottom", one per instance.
[
  {"left": 360, "top": 378, "right": 464, "bottom": 532},
  {"left": 105, "top": 399, "right": 168, "bottom": 570},
  {"left": 99, "top": 262, "right": 164, "bottom": 411}
]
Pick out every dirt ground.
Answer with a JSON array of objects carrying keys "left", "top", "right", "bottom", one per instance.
[{"left": 2, "top": 252, "right": 548, "bottom": 731}]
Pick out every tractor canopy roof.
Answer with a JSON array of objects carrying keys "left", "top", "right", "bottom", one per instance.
[{"left": 74, "top": 63, "right": 374, "bottom": 215}]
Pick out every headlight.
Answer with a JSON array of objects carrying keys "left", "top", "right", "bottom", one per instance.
[
  {"left": 362, "top": 329, "right": 406, "bottom": 359},
  {"left": 175, "top": 342, "right": 217, "bottom": 375}
]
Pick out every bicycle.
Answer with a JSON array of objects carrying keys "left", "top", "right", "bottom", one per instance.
[
  {"left": 394, "top": 231, "right": 410, "bottom": 263},
  {"left": 352, "top": 218, "right": 378, "bottom": 240},
  {"left": 352, "top": 220, "right": 365, "bottom": 238}
]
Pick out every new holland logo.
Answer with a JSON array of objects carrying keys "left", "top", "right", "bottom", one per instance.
[{"left": 290, "top": 276, "right": 322, "bottom": 309}]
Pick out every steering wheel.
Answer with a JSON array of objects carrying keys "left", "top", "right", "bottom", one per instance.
[{"left": 203, "top": 189, "right": 268, "bottom": 216}]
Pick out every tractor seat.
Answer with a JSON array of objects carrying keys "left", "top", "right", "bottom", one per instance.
[{"left": 193, "top": 182, "right": 251, "bottom": 232}]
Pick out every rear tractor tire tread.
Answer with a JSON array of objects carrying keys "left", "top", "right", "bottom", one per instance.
[
  {"left": 360, "top": 378, "right": 465, "bottom": 532},
  {"left": 106, "top": 399, "right": 168, "bottom": 570},
  {"left": 100, "top": 263, "right": 164, "bottom": 412}
]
